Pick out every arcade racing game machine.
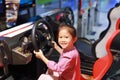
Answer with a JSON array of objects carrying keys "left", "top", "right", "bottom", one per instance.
[
  {"left": 1, "top": 0, "right": 120, "bottom": 80},
  {"left": 0, "top": 0, "right": 36, "bottom": 80},
  {"left": 0, "top": 0, "right": 74, "bottom": 80}
]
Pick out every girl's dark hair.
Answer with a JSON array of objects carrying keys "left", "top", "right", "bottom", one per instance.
[{"left": 58, "top": 23, "right": 77, "bottom": 38}]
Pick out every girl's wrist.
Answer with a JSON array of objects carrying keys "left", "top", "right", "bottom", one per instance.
[{"left": 41, "top": 54, "right": 49, "bottom": 65}]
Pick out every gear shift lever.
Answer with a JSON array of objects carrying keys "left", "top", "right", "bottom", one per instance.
[{"left": 21, "top": 37, "right": 29, "bottom": 53}]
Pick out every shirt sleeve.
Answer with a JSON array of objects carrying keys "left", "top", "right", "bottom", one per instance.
[{"left": 47, "top": 51, "right": 76, "bottom": 74}]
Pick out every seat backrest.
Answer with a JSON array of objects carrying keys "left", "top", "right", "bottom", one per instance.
[
  {"left": 93, "top": 30, "right": 120, "bottom": 80},
  {"left": 92, "top": 3, "right": 120, "bottom": 79},
  {"left": 95, "top": 4, "right": 120, "bottom": 58},
  {"left": 93, "top": 52, "right": 113, "bottom": 80}
]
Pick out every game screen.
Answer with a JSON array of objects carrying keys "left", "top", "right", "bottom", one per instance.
[
  {"left": 6, "top": 0, "right": 35, "bottom": 28},
  {"left": 0, "top": 0, "right": 35, "bottom": 31},
  {"left": 20, "top": 0, "right": 34, "bottom": 5},
  {"left": 19, "top": 0, "right": 35, "bottom": 8},
  {"left": 6, "top": 0, "right": 20, "bottom": 28}
]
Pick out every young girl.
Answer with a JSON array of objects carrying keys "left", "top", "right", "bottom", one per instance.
[{"left": 34, "top": 24, "right": 84, "bottom": 80}]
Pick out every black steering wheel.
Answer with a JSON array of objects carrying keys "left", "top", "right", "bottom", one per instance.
[{"left": 32, "top": 19, "right": 54, "bottom": 56}]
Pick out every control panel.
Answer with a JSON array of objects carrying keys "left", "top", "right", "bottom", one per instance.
[{"left": 0, "top": 22, "right": 33, "bottom": 65}]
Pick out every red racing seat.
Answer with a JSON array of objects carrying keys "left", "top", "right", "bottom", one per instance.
[
  {"left": 80, "top": 3, "right": 120, "bottom": 80},
  {"left": 93, "top": 51, "right": 113, "bottom": 80},
  {"left": 93, "top": 30, "right": 120, "bottom": 80}
]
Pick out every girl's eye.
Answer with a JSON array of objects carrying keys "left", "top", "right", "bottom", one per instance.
[
  {"left": 65, "top": 36, "right": 68, "bottom": 38},
  {"left": 59, "top": 36, "right": 62, "bottom": 38},
  {"left": 58, "top": 36, "right": 69, "bottom": 38}
]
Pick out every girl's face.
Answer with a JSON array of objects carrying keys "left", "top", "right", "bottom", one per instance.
[{"left": 58, "top": 28, "right": 76, "bottom": 50}]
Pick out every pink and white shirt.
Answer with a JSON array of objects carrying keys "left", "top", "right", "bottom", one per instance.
[{"left": 47, "top": 47, "right": 83, "bottom": 80}]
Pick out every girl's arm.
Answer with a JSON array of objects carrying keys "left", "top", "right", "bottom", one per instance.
[{"left": 33, "top": 41, "right": 62, "bottom": 65}]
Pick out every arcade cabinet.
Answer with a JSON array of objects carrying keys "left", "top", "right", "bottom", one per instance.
[{"left": 0, "top": 0, "right": 46, "bottom": 80}]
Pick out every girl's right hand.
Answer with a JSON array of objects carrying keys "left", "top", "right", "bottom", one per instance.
[{"left": 34, "top": 49, "right": 44, "bottom": 59}]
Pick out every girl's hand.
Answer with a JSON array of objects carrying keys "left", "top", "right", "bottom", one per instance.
[
  {"left": 34, "top": 49, "right": 49, "bottom": 65},
  {"left": 52, "top": 41, "right": 58, "bottom": 49},
  {"left": 34, "top": 49, "right": 44, "bottom": 59},
  {"left": 52, "top": 41, "right": 63, "bottom": 54}
]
